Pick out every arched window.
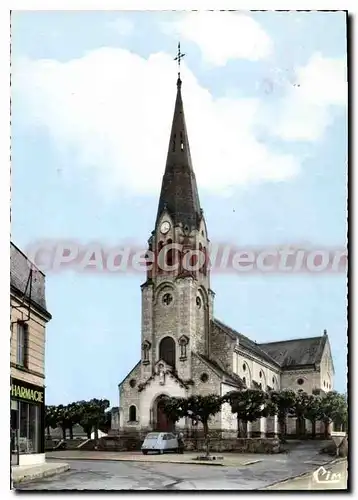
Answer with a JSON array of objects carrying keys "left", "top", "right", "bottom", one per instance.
[
  {"left": 203, "top": 247, "right": 207, "bottom": 275},
  {"left": 129, "top": 405, "right": 137, "bottom": 422},
  {"left": 190, "top": 252, "right": 198, "bottom": 269},
  {"left": 199, "top": 243, "right": 203, "bottom": 273},
  {"left": 166, "top": 239, "right": 174, "bottom": 268},
  {"left": 159, "top": 336, "right": 176, "bottom": 368},
  {"left": 158, "top": 241, "right": 164, "bottom": 273}
]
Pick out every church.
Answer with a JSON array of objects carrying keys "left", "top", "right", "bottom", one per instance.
[{"left": 118, "top": 67, "right": 334, "bottom": 438}]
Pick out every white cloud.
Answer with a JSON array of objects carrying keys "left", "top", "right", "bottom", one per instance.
[
  {"left": 163, "top": 11, "right": 273, "bottom": 66},
  {"left": 108, "top": 17, "right": 134, "bottom": 36},
  {"left": 12, "top": 48, "right": 300, "bottom": 197},
  {"left": 273, "top": 53, "right": 347, "bottom": 142}
]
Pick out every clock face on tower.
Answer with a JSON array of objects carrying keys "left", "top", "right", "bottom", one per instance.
[{"left": 160, "top": 221, "right": 170, "bottom": 234}]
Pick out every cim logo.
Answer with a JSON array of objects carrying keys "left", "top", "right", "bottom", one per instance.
[{"left": 312, "top": 466, "right": 342, "bottom": 484}]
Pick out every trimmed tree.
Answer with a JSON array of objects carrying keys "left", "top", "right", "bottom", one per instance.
[
  {"left": 289, "top": 390, "right": 311, "bottom": 438},
  {"left": 45, "top": 405, "right": 58, "bottom": 439},
  {"left": 99, "top": 410, "right": 112, "bottom": 434},
  {"left": 319, "top": 391, "right": 347, "bottom": 438},
  {"left": 55, "top": 405, "right": 69, "bottom": 441},
  {"left": 66, "top": 401, "right": 83, "bottom": 439},
  {"left": 185, "top": 395, "right": 223, "bottom": 457},
  {"left": 162, "top": 395, "right": 222, "bottom": 457},
  {"left": 304, "top": 394, "right": 322, "bottom": 439},
  {"left": 269, "top": 389, "right": 297, "bottom": 442},
  {"left": 79, "top": 398, "right": 110, "bottom": 441},
  {"left": 223, "top": 389, "right": 269, "bottom": 438},
  {"left": 162, "top": 397, "right": 187, "bottom": 428},
  {"left": 78, "top": 400, "right": 94, "bottom": 439}
]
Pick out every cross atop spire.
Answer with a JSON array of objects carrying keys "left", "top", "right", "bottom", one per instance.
[
  {"left": 174, "top": 42, "right": 185, "bottom": 83},
  {"left": 155, "top": 45, "right": 202, "bottom": 231}
]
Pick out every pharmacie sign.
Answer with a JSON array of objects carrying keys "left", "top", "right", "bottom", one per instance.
[{"left": 10, "top": 379, "right": 44, "bottom": 404}]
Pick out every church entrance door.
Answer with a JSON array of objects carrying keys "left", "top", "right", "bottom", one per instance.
[{"left": 155, "top": 397, "right": 174, "bottom": 432}]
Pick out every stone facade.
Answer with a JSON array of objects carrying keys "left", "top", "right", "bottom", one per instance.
[
  {"left": 11, "top": 242, "right": 52, "bottom": 466},
  {"left": 118, "top": 76, "right": 335, "bottom": 439}
]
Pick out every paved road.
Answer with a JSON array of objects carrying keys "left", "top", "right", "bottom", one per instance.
[
  {"left": 263, "top": 458, "right": 348, "bottom": 491},
  {"left": 17, "top": 443, "right": 347, "bottom": 490}
]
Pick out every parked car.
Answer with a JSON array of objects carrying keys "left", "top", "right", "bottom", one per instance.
[{"left": 141, "top": 432, "right": 179, "bottom": 455}]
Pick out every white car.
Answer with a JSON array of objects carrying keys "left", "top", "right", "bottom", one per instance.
[{"left": 141, "top": 432, "right": 179, "bottom": 455}]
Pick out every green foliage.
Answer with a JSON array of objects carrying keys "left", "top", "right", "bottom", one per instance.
[
  {"left": 44, "top": 398, "right": 110, "bottom": 440},
  {"left": 303, "top": 394, "right": 322, "bottom": 437},
  {"left": 162, "top": 397, "right": 187, "bottom": 424},
  {"left": 184, "top": 394, "right": 223, "bottom": 426},
  {"left": 304, "top": 394, "right": 322, "bottom": 422},
  {"left": 268, "top": 389, "right": 296, "bottom": 441},
  {"left": 223, "top": 389, "right": 269, "bottom": 423},
  {"left": 163, "top": 394, "right": 223, "bottom": 426},
  {"left": 44, "top": 405, "right": 58, "bottom": 436},
  {"left": 78, "top": 398, "right": 110, "bottom": 440},
  {"left": 99, "top": 410, "right": 112, "bottom": 434},
  {"left": 162, "top": 394, "right": 222, "bottom": 457},
  {"left": 319, "top": 391, "right": 347, "bottom": 426},
  {"left": 289, "top": 390, "right": 312, "bottom": 437},
  {"left": 223, "top": 388, "right": 270, "bottom": 438},
  {"left": 269, "top": 389, "right": 297, "bottom": 418}
]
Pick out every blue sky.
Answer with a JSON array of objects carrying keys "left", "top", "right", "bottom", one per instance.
[{"left": 11, "top": 11, "right": 347, "bottom": 405}]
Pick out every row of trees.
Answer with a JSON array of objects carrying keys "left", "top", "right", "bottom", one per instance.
[
  {"left": 162, "top": 389, "right": 348, "bottom": 457},
  {"left": 45, "top": 398, "right": 111, "bottom": 441}
]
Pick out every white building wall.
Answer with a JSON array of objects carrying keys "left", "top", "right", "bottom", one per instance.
[
  {"left": 220, "top": 383, "right": 238, "bottom": 432},
  {"left": 233, "top": 351, "right": 280, "bottom": 390},
  {"left": 139, "top": 376, "right": 188, "bottom": 428},
  {"left": 19, "top": 453, "right": 45, "bottom": 466}
]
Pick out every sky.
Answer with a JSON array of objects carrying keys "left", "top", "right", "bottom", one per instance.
[{"left": 11, "top": 10, "right": 347, "bottom": 406}]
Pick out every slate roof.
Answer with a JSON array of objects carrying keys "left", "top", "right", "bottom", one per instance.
[
  {"left": 259, "top": 335, "right": 327, "bottom": 369},
  {"left": 156, "top": 77, "right": 202, "bottom": 231},
  {"left": 213, "top": 318, "right": 328, "bottom": 370},
  {"left": 10, "top": 242, "right": 51, "bottom": 318},
  {"left": 212, "top": 319, "right": 280, "bottom": 367}
]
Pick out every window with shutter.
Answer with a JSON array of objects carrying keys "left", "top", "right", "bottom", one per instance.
[{"left": 17, "top": 322, "right": 28, "bottom": 367}]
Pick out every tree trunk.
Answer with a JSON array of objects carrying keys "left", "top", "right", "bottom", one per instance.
[
  {"left": 237, "top": 418, "right": 246, "bottom": 438},
  {"left": 311, "top": 420, "right": 316, "bottom": 439},
  {"left": 203, "top": 421, "right": 210, "bottom": 458},
  {"left": 61, "top": 426, "right": 66, "bottom": 441},
  {"left": 297, "top": 416, "right": 305, "bottom": 438},
  {"left": 278, "top": 415, "right": 286, "bottom": 442},
  {"left": 69, "top": 426, "right": 74, "bottom": 440},
  {"left": 324, "top": 421, "right": 330, "bottom": 439},
  {"left": 87, "top": 429, "right": 91, "bottom": 439},
  {"left": 46, "top": 426, "right": 51, "bottom": 438}
]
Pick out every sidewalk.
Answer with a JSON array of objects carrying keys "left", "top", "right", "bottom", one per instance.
[
  {"left": 12, "top": 462, "right": 70, "bottom": 487},
  {"left": 46, "top": 450, "right": 262, "bottom": 467}
]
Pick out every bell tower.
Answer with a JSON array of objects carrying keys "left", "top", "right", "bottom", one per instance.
[{"left": 140, "top": 45, "right": 214, "bottom": 384}]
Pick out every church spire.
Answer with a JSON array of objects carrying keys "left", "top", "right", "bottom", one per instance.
[{"left": 156, "top": 44, "right": 202, "bottom": 230}]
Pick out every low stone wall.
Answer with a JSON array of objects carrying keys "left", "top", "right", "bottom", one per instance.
[
  {"left": 45, "top": 438, "right": 92, "bottom": 451},
  {"left": 97, "top": 434, "right": 281, "bottom": 454},
  {"left": 98, "top": 435, "right": 143, "bottom": 452},
  {"left": 185, "top": 437, "right": 281, "bottom": 454}
]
